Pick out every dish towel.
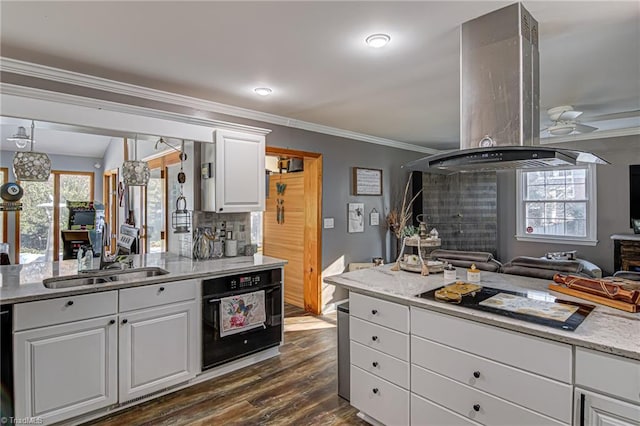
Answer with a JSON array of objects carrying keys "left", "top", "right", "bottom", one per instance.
[{"left": 220, "top": 290, "right": 267, "bottom": 337}]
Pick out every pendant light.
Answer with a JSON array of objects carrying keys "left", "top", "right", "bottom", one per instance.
[
  {"left": 171, "top": 140, "right": 191, "bottom": 234},
  {"left": 12, "top": 120, "right": 52, "bottom": 181},
  {"left": 7, "top": 126, "right": 31, "bottom": 149},
  {"left": 122, "top": 135, "right": 150, "bottom": 186}
]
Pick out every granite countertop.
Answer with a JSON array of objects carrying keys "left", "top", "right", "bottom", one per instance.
[
  {"left": 0, "top": 253, "right": 287, "bottom": 305},
  {"left": 325, "top": 266, "right": 640, "bottom": 361}
]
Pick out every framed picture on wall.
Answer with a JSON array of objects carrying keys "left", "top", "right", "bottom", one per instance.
[
  {"left": 352, "top": 167, "right": 382, "bottom": 196},
  {"left": 348, "top": 203, "right": 365, "bottom": 233}
]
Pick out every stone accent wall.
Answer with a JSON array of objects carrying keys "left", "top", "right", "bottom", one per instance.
[{"left": 422, "top": 172, "right": 497, "bottom": 257}]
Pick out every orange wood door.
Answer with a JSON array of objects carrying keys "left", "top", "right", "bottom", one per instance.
[{"left": 263, "top": 173, "right": 305, "bottom": 308}]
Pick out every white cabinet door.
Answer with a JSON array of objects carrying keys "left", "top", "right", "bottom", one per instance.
[
  {"left": 576, "top": 389, "right": 640, "bottom": 426},
  {"left": 214, "top": 129, "right": 265, "bottom": 213},
  {"left": 119, "top": 301, "right": 198, "bottom": 402},
  {"left": 14, "top": 315, "right": 118, "bottom": 424}
]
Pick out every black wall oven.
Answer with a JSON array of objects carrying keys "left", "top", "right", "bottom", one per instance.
[{"left": 202, "top": 268, "right": 282, "bottom": 371}]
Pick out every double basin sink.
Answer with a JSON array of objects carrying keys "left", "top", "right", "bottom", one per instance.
[{"left": 43, "top": 267, "right": 169, "bottom": 289}]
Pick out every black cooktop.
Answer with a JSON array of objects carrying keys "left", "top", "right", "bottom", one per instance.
[{"left": 417, "top": 285, "right": 595, "bottom": 331}]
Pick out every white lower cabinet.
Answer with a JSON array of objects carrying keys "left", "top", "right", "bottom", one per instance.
[
  {"left": 575, "top": 389, "right": 640, "bottom": 426},
  {"left": 351, "top": 366, "right": 409, "bottom": 426},
  {"left": 13, "top": 280, "right": 199, "bottom": 424},
  {"left": 119, "top": 300, "right": 198, "bottom": 401},
  {"left": 411, "top": 394, "right": 481, "bottom": 426},
  {"left": 14, "top": 315, "right": 118, "bottom": 423}
]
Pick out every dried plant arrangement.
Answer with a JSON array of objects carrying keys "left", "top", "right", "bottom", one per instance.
[{"left": 386, "top": 174, "right": 423, "bottom": 272}]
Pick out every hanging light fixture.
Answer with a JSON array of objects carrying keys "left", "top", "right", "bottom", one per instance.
[
  {"left": 12, "top": 120, "right": 52, "bottom": 181},
  {"left": 122, "top": 135, "right": 150, "bottom": 186},
  {"left": 7, "top": 126, "right": 31, "bottom": 149},
  {"left": 171, "top": 140, "right": 191, "bottom": 234}
]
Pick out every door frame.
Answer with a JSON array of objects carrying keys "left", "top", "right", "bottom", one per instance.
[{"left": 266, "top": 147, "right": 323, "bottom": 315}]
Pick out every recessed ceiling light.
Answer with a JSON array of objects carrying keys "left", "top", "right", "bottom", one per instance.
[
  {"left": 254, "top": 87, "right": 273, "bottom": 96},
  {"left": 365, "top": 33, "right": 391, "bottom": 48}
]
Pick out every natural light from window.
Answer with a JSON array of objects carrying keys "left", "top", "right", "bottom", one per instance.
[{"left": 516, "top": 165, "right": 597, "bottom": 245}]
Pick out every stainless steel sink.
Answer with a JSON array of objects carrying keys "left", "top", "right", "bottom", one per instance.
[{"left": 43, "top": 267, "right": 169, "bottom": 289}]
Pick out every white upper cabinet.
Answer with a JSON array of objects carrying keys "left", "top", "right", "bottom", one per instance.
[{"left": 202, "top": 129, "right": 266, "bottom": 213}]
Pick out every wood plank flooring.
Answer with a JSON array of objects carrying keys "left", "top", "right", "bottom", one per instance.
[{"left": 85, "top": 305, "right": 366, "bottom": 426}]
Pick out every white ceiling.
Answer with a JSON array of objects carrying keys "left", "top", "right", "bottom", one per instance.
[
  {"left": 0, "top": 117, "right": 115, "bottom": 158},
  {"left": 0, "top": 1, "right": 638, "bottom": 150}
]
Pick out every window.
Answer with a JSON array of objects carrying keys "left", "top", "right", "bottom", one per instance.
[
  {"left": 516, "top": 165, "right": 597, "bottom": 245},
  {"left": 17, "top": 171, "right": 94, "bottom": 263}
]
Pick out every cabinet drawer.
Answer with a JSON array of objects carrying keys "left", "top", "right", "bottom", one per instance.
[
  {"left": 351, "top": 341, "right": 409, "bottom": 389},
  {"left": 350, "top": 292, "right": 409, "bottom": 333},
  {"left": 351, "top": 366, "right": 409, "bottom": 426},
  {"left": 119, "top": 280, "right": 197, "bottom": 312},
  {"left": 14, "top": 291, "right": 118, "bottom": 331},
  {"left": 412, "top": 393, "right": 481, "bottom": 426},
  {"left": 411, "top": 336, "right": 572, "bottom": 423},
  {"left": 576, "top": 348, "right": 640, "bottom": 404},
  {"left": 412, "top": 365, "right": 565, "bottom": 426},
  {"left": 350, "top": 316, "right": 409, "bottom": 361},
  {"left": 411, "top": 308, "right": 572, "bottom": 383}
]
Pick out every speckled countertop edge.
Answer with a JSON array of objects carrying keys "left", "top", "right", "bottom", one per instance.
[
  {"left": 0, "top": 253, "right": 287, "bottom": 305},
  {"left": 325, "top": 266, "right": 640, "bottom": 361}
]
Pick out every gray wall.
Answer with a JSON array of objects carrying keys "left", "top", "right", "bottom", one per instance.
[
  {"left": 497, "top": 135, "right": 640, "bottom": 275},
  {"left": 0, "top": 151, "right": 103, "bottom": 200},
  {"left": 2, "top": 72, "right": 421, "bottom": 311},
  {"left": 0, "top": 150, "right": 103, "bottom": 261}
]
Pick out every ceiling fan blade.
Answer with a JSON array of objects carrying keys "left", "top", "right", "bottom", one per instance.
[
  {"left": 574, "top": 123, "right": 598, "bottom": 133},
  {"left": 586, "top": 109, "right": 640, "bottom": 121},
  {"left": 558, "top": 110, "right": 583, "bottom": 121}
]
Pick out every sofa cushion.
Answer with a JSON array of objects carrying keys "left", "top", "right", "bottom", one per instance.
[{"left": 430, "top": 249, "right": 501, "bottom": 272}]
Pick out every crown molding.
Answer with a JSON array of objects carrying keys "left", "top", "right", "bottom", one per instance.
[
  {"left": 0, "top": 57, "right": 438, "bottom": 154},
  {"left": 539, "top": 127, "right": 640, "bottom": 144},
  {"left": 0, "top": 83, "right": 272, "bottom": 137}
]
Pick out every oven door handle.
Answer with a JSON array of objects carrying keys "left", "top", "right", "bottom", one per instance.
[{"left": 207, "top": 298, "right": 221, "bottom": 304}]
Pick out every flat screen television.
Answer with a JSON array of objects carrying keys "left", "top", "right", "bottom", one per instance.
[{"left": 630, "top": 165, "right": 640, "bottom": 228}]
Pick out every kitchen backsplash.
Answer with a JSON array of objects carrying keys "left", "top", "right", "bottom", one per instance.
[{"left": 189, "top": 211, "right": 252, "bottom": 259}]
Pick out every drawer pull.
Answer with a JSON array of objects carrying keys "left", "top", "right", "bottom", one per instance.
[
  {"left": 473, "top": 371, "right": 481, "bottom": 378},
  {"left": 473, "top": 404, "right": 480, "bottom": 412},
  {"left": 109, "top": 319, "right": 116, "bottom": 325},
  {"left": 159, "top": 286, "right": 165, "bottom": 292},
  {"left": 66, "top": 300, "right": 74, "bottom": 306},
  {"left": 371, "top": 336, "right": 378, "bottom": 341},
  {"left": 372, "top": 361, "right": 379, "bottom": 368},
  {"left": 372, "top": 388, "right": 379, "bottom": 394},
  {"left": 371, "top": 309, "right": 378, "bottom": 315},
  {"left": 122, "top": 319, "right": 128, "bottom": 324}
]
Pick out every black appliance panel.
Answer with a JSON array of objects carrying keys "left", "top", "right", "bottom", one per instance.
[
  {"left": 1, "top": 305, "right": 13, "bottom": 422},
  {"left": 202, "top": 269, "right": 282, "bottom": 371}
]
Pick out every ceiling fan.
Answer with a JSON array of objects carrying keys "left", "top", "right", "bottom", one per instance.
[
  {"left": 542, "top": 105, "right": 598, "bottom": 136},
  {"left": 542, "top": 105, "right": 640, "bottom": 137}
]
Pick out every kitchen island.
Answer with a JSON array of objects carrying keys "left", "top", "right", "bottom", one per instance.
[
  {"left": 325, "top": 266, "right": 640, "bottom": 426},
  {"left": 1, "top": 253, "right": 287, "bottom": 425}
]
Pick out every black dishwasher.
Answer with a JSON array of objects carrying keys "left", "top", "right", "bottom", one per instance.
[{"left": 1, "top": 305, "right": 13, "bottom": 422}]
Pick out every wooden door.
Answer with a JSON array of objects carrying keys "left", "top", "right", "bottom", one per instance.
[{"left": 264, "top": 173, "right": 305, "bottom": 308}]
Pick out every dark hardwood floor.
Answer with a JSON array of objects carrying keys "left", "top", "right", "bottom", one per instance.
[{"left": 85, "top": 304, "right": 366, "bottom": 426}]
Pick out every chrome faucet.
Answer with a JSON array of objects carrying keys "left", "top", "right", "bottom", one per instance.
[{"left": 99, "top": 221, "right": 120, "bottom": 270}]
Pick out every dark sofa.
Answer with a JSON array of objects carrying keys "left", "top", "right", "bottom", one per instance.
[{"left": 429, "top": 249, "right": 502, "bottom": 272}]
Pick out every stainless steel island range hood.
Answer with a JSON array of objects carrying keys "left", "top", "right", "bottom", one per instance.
[{"left": 405, "top": 3, "right": 608, "bottom": 173}]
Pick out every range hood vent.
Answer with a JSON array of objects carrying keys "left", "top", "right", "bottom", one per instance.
[{"left": 406, "top": 3, "right": 608, "bottom": 173}]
